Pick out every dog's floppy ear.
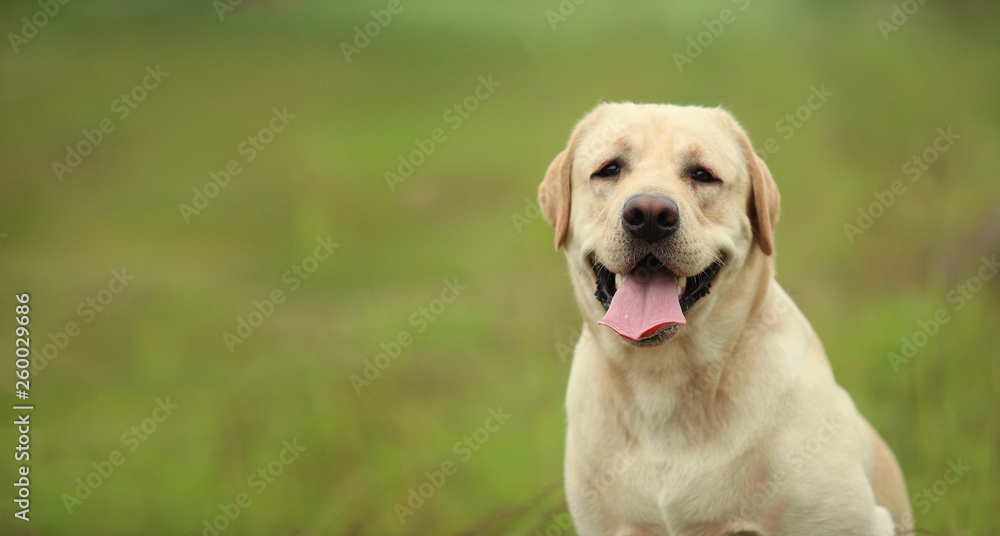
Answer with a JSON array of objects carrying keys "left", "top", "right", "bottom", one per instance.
[
  {"left": 715, "top": 107, "right": 780, "bottom": 255},
  {"left": 538, "top": 148, "right": 572, "bottom": 250},
  {"left": 748, "top": 153, "right": 780, "bottom": 256}
]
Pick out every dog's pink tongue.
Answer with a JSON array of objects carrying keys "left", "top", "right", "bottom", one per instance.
[{"left": 598, "top": 269, "right": 686, "bottom": 341}]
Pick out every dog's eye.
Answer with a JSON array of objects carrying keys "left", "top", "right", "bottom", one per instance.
[
  {"left": 593, "top": 160, "right": 622, "bottom": 179},
  {"left": 690, "top": 167, "right": 720, "bottom": 183}
]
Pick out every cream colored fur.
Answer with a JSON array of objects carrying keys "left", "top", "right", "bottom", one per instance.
[{"left": 539, "top": 103, "right": 912, "bottom": 536}]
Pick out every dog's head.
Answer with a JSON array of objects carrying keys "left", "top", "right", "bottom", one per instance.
[{"left": 539, "top": 103, "right": 779, "bottom": 346}]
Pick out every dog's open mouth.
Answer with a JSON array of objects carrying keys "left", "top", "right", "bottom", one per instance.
[{"left": 590, "top": 254, "right": 723, "bottom": 342}]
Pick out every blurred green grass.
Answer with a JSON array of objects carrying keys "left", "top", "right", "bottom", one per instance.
[{"left": 1, "top": 1, "right": 998, "bottom": 535}]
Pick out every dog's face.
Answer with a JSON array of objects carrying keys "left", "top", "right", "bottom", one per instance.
[{"left": 539, "top": 103, "right": 779, "bottom": 346}]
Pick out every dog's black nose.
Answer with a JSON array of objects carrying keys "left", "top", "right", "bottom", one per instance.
[{"left": 622, "top": 195, "right": 679, "bottom": 243}]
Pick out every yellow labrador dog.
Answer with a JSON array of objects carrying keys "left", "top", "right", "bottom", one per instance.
[{"left": 538, "top": 102, "right": 911, "bottom": 536}]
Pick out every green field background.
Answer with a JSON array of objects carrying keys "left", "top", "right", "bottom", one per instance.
[{"left": 1, "top": 1, "right": 998, "bottom": 534}]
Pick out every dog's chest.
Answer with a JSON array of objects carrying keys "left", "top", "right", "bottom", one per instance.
[{"left": 613, "top": 441, "right": 740, "bottom": 522}]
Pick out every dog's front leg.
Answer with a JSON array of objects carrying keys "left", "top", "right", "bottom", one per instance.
[{"left": 872, "top": 505, "right": 895, "bottom": 536}]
